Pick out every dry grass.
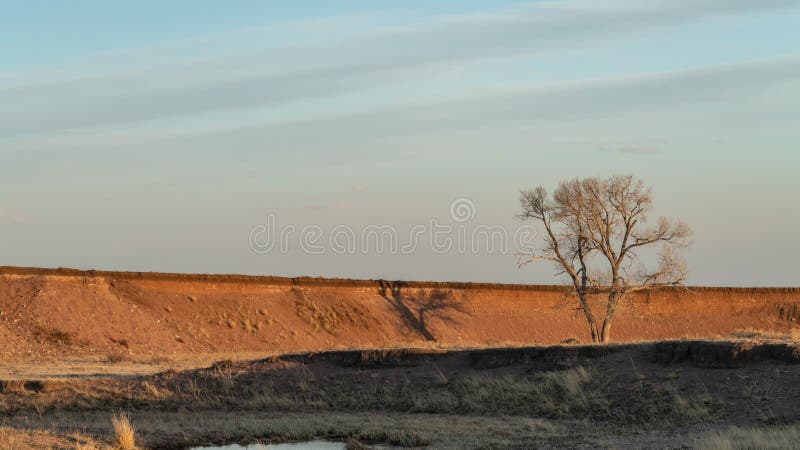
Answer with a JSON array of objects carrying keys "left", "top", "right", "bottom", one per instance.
[
  {"left": 0, "top": 353, "right": 717, "bottom": 425},
  {"left": 4, "top": 411, "right": 565, "bottom": 449},
  {"left": 0, "top": 426, "right": 108, "bottom": 450},
  {"left": 0, "top": 343, "right": 793, "bottom": 449},
  {"left": 698, "top": 424, "right": 800, "bottom": 450},
  {"left": 730, "top": 328, "right": 800, "bottom": 342},
  {"left": 111, "top": 412, "right": 138, "bottom": 450},
  {"left": 0, "top": 427, "right": 15, "bottom": 449}
]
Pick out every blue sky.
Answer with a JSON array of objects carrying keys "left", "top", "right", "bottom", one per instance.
[{"left": 2, "top": 0, "right": 799, "bottom": 285}]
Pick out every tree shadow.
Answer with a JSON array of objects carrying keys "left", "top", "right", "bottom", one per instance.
[{"left": 377, "top": 280, "right": 467, "bottom": 342}]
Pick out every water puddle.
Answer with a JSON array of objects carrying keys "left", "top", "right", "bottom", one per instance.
[{"left": 192, "top": 441, "right": 345, "bottom": 450}]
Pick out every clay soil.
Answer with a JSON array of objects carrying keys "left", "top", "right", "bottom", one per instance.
[{"left": 1, "top": 266, "right": 799, "bottom": 376}]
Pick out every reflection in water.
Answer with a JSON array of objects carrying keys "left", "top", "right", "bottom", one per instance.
[{"left": 192, "top": 441, "right": 345, "bottom": 450}]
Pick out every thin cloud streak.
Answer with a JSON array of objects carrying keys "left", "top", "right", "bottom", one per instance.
[
  {"left": 1, "top": 0, "right": 796, "bottom": 138},
  {"left": 5, "top": 55, "right": 797, "bottom": 154}
]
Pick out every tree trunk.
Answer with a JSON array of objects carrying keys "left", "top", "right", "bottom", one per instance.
[
  {"left": 600, "top": 317, "right": 612, "bottom": 343},
  {"left": 577, "top": 292, "right": 600, "bottom": 343},
  {"left": 590, "top": 323, "right": 600, "bottom": 343},
  {"left": 600, "top": 287, "right": 623, "bottom": 343},
  {"left": 588, "top": 315, "right": 600, "bottom": 343}
]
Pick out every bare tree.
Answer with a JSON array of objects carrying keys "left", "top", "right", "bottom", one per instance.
[{"left": 518, "top": 175, "right": 691, "bottom": 343}]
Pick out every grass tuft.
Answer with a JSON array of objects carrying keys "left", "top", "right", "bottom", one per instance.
[{"left": 112, "top": 412, "right": 138, "bottom": 450}]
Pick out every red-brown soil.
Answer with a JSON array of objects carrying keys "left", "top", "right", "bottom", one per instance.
[{"left": 1, "top": 266, "right": 798, "bottom": 362}]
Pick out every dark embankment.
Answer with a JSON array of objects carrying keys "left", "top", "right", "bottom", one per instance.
[{"left": 1, "top": 341, "right": 799, "bottom": 449}]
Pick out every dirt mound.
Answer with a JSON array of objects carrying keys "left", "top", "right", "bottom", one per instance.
[{"left": 1, "top": 266, "right": 799, "bottom": 362}]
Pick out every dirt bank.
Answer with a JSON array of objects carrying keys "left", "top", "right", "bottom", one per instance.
[{"left": 1, "top": 266, "right": 799, "bottom": 362}]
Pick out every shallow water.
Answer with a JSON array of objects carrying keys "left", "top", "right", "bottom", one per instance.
[{"left": 192, "top": 441, "right": 345, "bottom": 450}]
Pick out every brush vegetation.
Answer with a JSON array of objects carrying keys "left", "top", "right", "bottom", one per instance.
[{"left": 698, "top": 424, "right": 800, "bottom": 450}]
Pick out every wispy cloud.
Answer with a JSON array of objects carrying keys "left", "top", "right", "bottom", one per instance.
[
  {"left": 1, "top": 0, "right": 796, "bottom": 140},
  {"left": 5, "top": 55, "right": 799, "bottom": 159}
]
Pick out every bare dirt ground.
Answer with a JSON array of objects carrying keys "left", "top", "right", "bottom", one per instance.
[{"left": 2, "top": 266, "right": 799, "bottom": 375}]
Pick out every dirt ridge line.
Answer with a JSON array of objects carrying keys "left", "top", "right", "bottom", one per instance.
[{"left": 2, "top": 265, "right": 799, "bottom": 293}]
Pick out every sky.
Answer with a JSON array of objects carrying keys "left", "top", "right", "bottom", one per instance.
[{"left": 1, "top": 0, "right": 799, "bottom": 286}]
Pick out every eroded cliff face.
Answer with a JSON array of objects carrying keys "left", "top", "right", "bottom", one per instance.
[{"left": 1, "top": 266, "right": 798, "bottom": 360}]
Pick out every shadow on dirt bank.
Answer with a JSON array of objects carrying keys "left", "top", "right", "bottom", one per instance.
[{"left": 376, "top": 280, "right": 468, "bottom": 342}]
